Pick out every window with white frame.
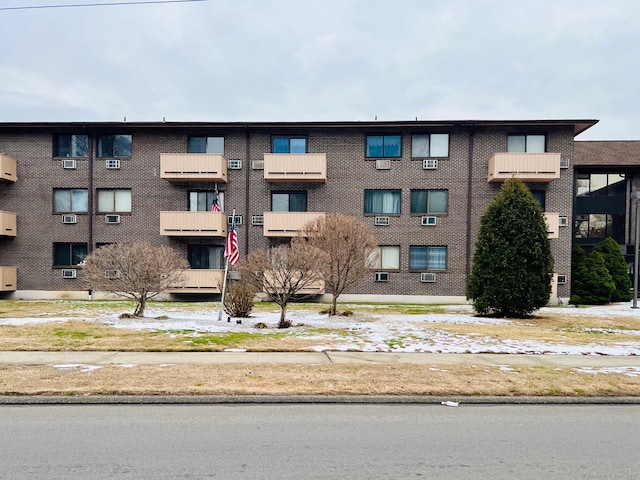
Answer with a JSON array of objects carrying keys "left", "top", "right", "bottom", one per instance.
[
  {"left": 409, "top": 246, "right": 447, "bottom": 271},
  {"left": 507, "top": 134, "right": 545, "bottom": 153},
  {"left": 188, "top": 190, "right": 224, "bottom": 212},
  {"left": 364, "top": 189, "right": 401, "bottom": 215},
  {"left": 367, "top": 246, "right": 400, "bottom": 270},
  {"left": 411, "top": 134, "right": 449, "bottom": 158},
  {"left": 366, "top": 135, "right": 401, "bottom": 158},
  {"left": 53, "top": 189, "right": 88, "bottom": 213},
  {"left": 97, "top": 189, "right": 132, "bottom": 213},
  {"left": 53, "top": 134, "right": 88, "bottom": 158},
  {"left": 410, "top": 189, "right": 448, "bottom": 215},
  {"left": 97, "top": 135, "right": 132, "bottom": 157},
  {"left": 188, "top": 136, "right": 224, "bottom": 154}
]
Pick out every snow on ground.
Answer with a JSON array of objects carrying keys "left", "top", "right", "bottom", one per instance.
[{"left": 2, "top": 302, "right": 640, "bottom": 356}]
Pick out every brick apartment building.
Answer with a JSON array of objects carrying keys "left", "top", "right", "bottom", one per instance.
[{"left": 1, "top": 118, "right": 620, "bottom": 304}]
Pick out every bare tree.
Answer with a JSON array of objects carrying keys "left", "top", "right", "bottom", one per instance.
[
  {"left": 82, "top": 242, "right": 189, "bottom": 317},
  {"left": 238, "top": 242, "right": 327, "bottom": 328},
  {"left": 297, "top": 214, "right": 378, "bottom": 316}
]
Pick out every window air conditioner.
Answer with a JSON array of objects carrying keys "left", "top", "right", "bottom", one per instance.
[
  {"left": 421, "top": 216, "right": 437, "bottom": 226},
  {"left": 423, "top": 159, "right": 438, "bottom": 170},
  {"left": 228, "top": 215, "right": 243, "bottom": 226},
  {"left": 104, "top": 270, "right": 120, "bottom": 279},
  {"left": 228, "top": 159, "right": 243, "bottom": 170},
  {"left": 375, "top": 159, "right": 391, "bottom": 170},
  {"left": 557, "top": 274, "right": 567, "bottom": 285},
  {"left": 374, "top": 216, "right": 390, "bottom": 226},
  {"left": 560, "top": 157, "right": 570, "bottom": 169},
  {"left": 105, "top": 159, "right": 121, "bottom": 169},
  {"left": 251, "top": 215, "right": 264, "bottom": 226},
  {"left": 374, "top": 271, "right": 389, "bottom": 282},
  {"left": 105, "top": 214, "right": 121, "bottom": 224},
  {"left": 62, "top": 159, "right": 77, "bottom": 169},
  {"left": 251, "top": 160, "right": 264, "bottom": 170},
  {"left": 61, "top": 269, "right": 77, "bottom": 279},
  {"left": 62, "top": 214, "right": 77, "bottom": 224},
  {"left": 421, "top": 272, "right": 436, "bottom": 283},
  {"left": 558, "top": 216, "right": 569, "bottom": 227}
]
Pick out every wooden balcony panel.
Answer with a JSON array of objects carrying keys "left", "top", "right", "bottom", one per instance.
[
  {"left": 544, "top": 212, "right": 559, "bottom": 239},
  {"left": 263, "top": 153, "right": 327, "bottom": 183},
  {"left": 263, "top": 212, "right": 325, "bottom": 237},
  {"left": 488, "top": 152, "right": 561, "bottom": 183},
  {"left": 0, "top": 211, "right": 17, "bottom": 237},
  {"left": 168, "top": 269, "right": 224, "bottom": 293},
  {"left": 0, "top": 266, "right": 17, "bottom": 291},
  {"left": 160, "top": 153, "right": 227, "bottom": 182},
  {"left": 263, "top": 271, "right": 325, "bottom": 295},
  {"left": 0, "top": 153, "right": 17, "bottom": 182},
  {"left": 160, "top": 211, "right": 227, "bottom": 237}
]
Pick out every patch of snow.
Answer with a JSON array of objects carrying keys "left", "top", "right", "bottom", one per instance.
[
  {"left": 53, "top": 364, "right": 102, "bottom": 373},
  {"left": 573, "top": 367, "right": 640, "bottom": 377}
]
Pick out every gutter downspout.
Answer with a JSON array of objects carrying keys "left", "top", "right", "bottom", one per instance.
[
  {"left": 465, "top": 125, "right": 476, "bottom": 282},
  {"left": 244, "top": 125, "right": 250, "bottom": 255}
]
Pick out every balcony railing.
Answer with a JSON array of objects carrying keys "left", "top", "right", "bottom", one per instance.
[
  {"left": 160, "top": 211, "right": 227, "bottom": 237},
  {"left": 263, "top": 153, "right": 327, "bottom": 183},
  {"left": 488, "top": 153, "right": 561, "bottom": 182},
  {"left": 160, "top": 154, "right": 227, "bottom": 182},
  {"left": 0, "top": 153, "right": 17, "bottom": 182},
  {"left": 544, "top": 212, "right": 560, "bottom": 239},
  {"left": 168, "top": 269, "right": 224, "bottom": 293},
  {"left": 263, "top": 212, "right": 325, "bottom": 237},
  {"left": 0, "top": 211, "right": 16, "bottom": 236},
  {"left": 0, "top": 266, "right": 17, "bottom": 291}
]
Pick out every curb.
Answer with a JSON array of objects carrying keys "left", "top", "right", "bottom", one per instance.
[{"left": 1, "top": 395, "right": 639, "bottom": 405}]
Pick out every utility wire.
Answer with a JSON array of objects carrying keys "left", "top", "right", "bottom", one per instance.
[{"left": 0, "top": 0, "right": 209, "bottom": 11}]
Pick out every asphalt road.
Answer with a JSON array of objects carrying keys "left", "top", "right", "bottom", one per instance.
[{"left": 1, "top": 404, "right": 638, "bottom": 479}]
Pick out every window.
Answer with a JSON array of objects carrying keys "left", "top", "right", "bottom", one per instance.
[
  {"left": 411, "top": 134, "right": 449, "bottom": 158},
  {"left": 507, "top": 134, "right": 545, "bottom": 153},
  {"left": 189, "top": 190, "right": 224, "bottom": 212},
  {"left": 53, "top": 243, "right": 88, "bottom": 267},
  {"left": 574, "top": 214, "right": 625, "bottom": 239},
  {"left": 271, "top": 192, "right": 307, "bottom": 212},
  {"left": 188, "top": 245, "right": 224, "bottom": 269},
  {"left": 364, "top": 190, "right": 401, "bottom": 215},
  {"left": 409, "top": 246, "right": 447, "bottom": 271},
  {"left": 53, "top": 189, "right": 88, "bottom": 213},
  {"left": 366, "top": 135, "right": 401, "bottom": 158},
  {"left": 576, "top": 173, "right": 626, "bottom": 197},
  {"left": 368, "top": 246, "right": 400, "bottom": 270},
  {"left": 53, "top": 134, "right": 88, "bottom": 158},
  {"left": 531, "top": 190, "right": 546, "bottom": 210},
  {"left": 272, "top": 137, "right": 307, "bottom": 153},
  {"left": 410, "top": 190, "right": 448, "bottom": 215},
  {"left": 188, "top": 136, "right": 224, "bottom": 154},
  {"left": 97, "top": 189, "right": 132, "bottom": 213},
  {"left": 97, "top": 135, "right": 132, "bottom": 157}
]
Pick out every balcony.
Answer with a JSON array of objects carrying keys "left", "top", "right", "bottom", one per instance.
[
  {"left": 160, "top": 211, "right": 227, "bottom": 237},
  {"left": 0, "top": 154, "right": 17, "bottom": 182},
  {"left": 160, "top": 154, "right": 227, "bottom": 183},
  {"left": 263, "top": 271, "right": 325, "bottom": 296},
  {"left": 263, "top": 212, "right": 325, "bottom": 237},
  {"left": 544, "top": 212, "right": 559, "bottom": 239},
  {"left": 0, "top": 266, "right": 17, "bottom": 291},
  {"left": 0, "top": 211, "right": 16, "bottom": 236},
  {"left": 168, "top": 269, "right": 224, "bottom": 293},
  {"left": 488, "top": 153, "right": 561, "bottom": 183},
  {"left": 263, "top": 153, "right": 327, "bottom": 183}
]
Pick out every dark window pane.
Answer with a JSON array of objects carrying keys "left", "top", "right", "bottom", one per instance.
[
  {"left": 97, "top": 136, "right": 114, "bottom": 157},
  {"left": 272, "top": 137, "right": 290, "bottom": 153},
  {"left": 188, "top": 137, "right": 207, "bottom": 153},
  {"left": 366, "top": 136, "right": 383, "bottom": 157},
  {"left": 72, "top": 135, "right": 88, "bottom": 157},
  {"left": 289, "top": 193, "right": 307, "bottom": 212},
  {"left": 53, "top": 244, "right": 70, "bottom": 266},
  {"left": 114, "top": 135, "right": 132, "bottom": 156},
  {"left": 409, "top": 246, "right": 427, "bottom": 270},
  {"left": 54, "top": 135, "right": 71, "bottom": 157},
  {"left": 383, "top": 135, "right": 401, "bottom": 157},
  {"left": 410, "top": 190, "right": 428, "bottom": 214}
]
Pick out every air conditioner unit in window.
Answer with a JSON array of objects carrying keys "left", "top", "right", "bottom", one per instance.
[
  {"left": 104, "top": 270, "right": 120, "bottom": 279},
  {"left": 557, "top": 274, "right": 567, "bottom": 285},
  {"left": 228, "top": 159, "right": 243, "bottom": 170},
  {"left": 62, "top": 159, "right": 77, "bottom": 169},
  {"left": 374, "top": 216, "right": 390, "bottom": 226},
  {"left": 374, "top": 271, "right": 389, "bottom": 282},
  {"left": 105, "top": 159, "right": 121, "bottom": 169},
  {"left": 62, "top": 214, "right": 77, "bottom": 224},
  {"left": 228, "top": 215, "right": 243, "bottom": 226},
  {"left": 558, "top": 216, "right": 569, "bottom": 227},
  {"left": 423, "top": 159, "right": 438, "bottom": 170},
  {"left": 421, "top": 216, "right": 437, "bottom": 226},
  {"left": 251, "top": 215, "right": 264, "bottom": 226},
  {"left": 61, "top": 269, "right": 77, "bottom": 279},
  {"left": 251, "top": 160, "right": 264, "bottom": 170},
  {"left": 420, "top": 272, "right": 436, "bottom": 283},
  {"left": 105, "top": 214, "right": 121, "bottom": 224},
  {"left": 375, "top": 159, "right": 391, "bottom": 170},
  {"left": 560, "top": 157, "right": 570, "bottom": 169}
]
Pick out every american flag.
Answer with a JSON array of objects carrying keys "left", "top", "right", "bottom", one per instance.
[
  {"left": 224, "top": 217, "right": 239, "bottom": 266},
  {"left": 210, "top": 188, "right": 221, "bottom": 212}
]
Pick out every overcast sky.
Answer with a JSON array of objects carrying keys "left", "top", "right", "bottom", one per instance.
[{"left": 1, "top": 0, "right": 638, "bottom": 140}]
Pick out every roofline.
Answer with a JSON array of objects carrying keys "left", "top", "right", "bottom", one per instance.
[{"left": 0, "top": 119, "right": 599, "bottom": 135}]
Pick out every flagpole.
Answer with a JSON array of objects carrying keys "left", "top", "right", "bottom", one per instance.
[{"left": 218, "top": 209, "right": 236, "bottom": 321}]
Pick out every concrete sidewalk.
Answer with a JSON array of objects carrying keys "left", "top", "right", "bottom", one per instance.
[{"left": 1, "top": 351, "right": 640, "bottom": 368}]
